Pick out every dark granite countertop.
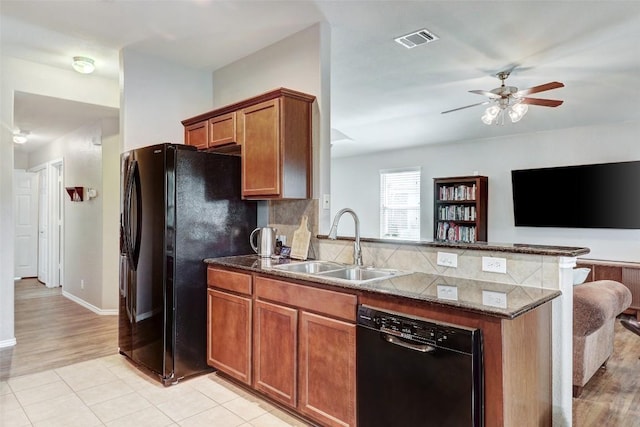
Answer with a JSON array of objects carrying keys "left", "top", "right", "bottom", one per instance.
[
  {"left": 205, "top": 255, "right": 561, "bottom": 319},
  {"left": 316, "top": 235, "right": 590, "bottom": 257}
]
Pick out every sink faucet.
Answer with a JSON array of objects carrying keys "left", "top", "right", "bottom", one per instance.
[{"left": 328, "top": 208, "right": 363, "bottom": 266}]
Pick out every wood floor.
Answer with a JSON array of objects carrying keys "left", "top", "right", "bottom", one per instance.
[
  {"left": 2, "top": 278, "right": 639, "bottom": 425},
  {"left": 0, "top": 278, "right": 118, "bottom": 380},
  {"left": 573, "top": 316, "right": 640, "bottom": 426}
]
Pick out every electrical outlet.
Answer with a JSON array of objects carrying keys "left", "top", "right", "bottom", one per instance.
[
  {"left": 81, "top": 279, "right": 85, "bottom": 289},
  {"left": 322, "top": 194, "right": 330, "bottom": 209},
  {"left": 437, "top": 285, "right": 458, "bottom": 301},
  {"left": 482, "top": 290, "right": 507, "bottom": 308},
  {"left": 482, "top": 256, "right": 507, "bottom": 274},
  {"left": 436, "top": 252, "right": 458, "bottom": 268}
]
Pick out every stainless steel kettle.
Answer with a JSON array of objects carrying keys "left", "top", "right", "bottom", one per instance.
[{"left": 250, "top": 227, "right": 277, "bottom": 258}]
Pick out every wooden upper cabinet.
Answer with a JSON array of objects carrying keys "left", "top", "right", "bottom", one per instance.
[
  {"left": 184, "top": 121, "right": 208, "bottom": 150},
  {"left": 240, "top": 99, "right": 281, "bottom": 198},
  {"left": 209, "top": 112, "right": 238, "bottom": 148},
  {"left": 182, "top": 88, "right": 314, "bottom": 200}
]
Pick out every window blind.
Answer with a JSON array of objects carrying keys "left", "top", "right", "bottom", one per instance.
[{"left": 380, "top": 168, "right": 420, "bottom": 240}]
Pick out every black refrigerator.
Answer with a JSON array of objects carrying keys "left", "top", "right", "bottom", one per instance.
[{"left": 119, "top": 143, "right": 256, "bottom": 385}]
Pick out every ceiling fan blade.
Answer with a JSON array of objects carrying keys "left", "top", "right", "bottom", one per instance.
[
  {"left": 469, "top": 90, "right": 501, "bottom": 99},
  {"left": 520, "top": 97, "right": 564, "bottom": 107},
  {"left": 515, "top": 81, "right": 564, "bottom": 97},
  {"left": 441, "top": 101, "right": 490, "bottom": 114}
]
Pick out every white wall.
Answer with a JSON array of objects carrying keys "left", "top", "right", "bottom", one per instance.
[
  {"left": 29, "top": 124, "right": 106, "bottom": 308},
  {"left": 102, "top": 133, "right": 120, "bottom": 310},
  {"left": 332, "top": 120, "right": 640, "bottom": 262},
  {"left": 212, "top": 23, "right": 332, "bottom": 232},
  {"left": 120, "top": 49, "right": 213, "bottom": 151},
  {"left": 0, "top": 56, "right": 119, "bottom": 345}
]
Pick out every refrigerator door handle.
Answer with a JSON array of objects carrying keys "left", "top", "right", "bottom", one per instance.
[
  {"left": 123, "top": 161, "right": 133, "bottom": 261},
  {"left": 119, "top": 254, "right": 127, "bottom": 297},
  {"left": 123, "top": 160, "right": 138, "bottom": 267}
]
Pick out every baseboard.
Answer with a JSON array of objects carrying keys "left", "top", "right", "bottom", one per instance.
[
  {"left": 62, "top": 291, "right": 118, "bottom": 316},
  {"left": 0, "top": 338, "right": 17, "bottom": 348}
]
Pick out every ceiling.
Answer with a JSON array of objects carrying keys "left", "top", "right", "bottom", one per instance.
[{"left": 2, "top": 1, "right": 640, "bottom": 157}]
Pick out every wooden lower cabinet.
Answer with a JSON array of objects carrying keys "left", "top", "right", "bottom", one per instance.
[
  {"left": 299, "top": 311, "right": 356, "bottom": 427},
  {"left": 254, "top": 275, "right": 357, "bottom": 427},
  {"left": 206, "top": 289, "right": 252, "bottom": 385},
  {"left": 207, "top": 268, "right": 356, "bottom": 426},
  {"left": 253, "top": 300, "right": 298, "bottom": 407}
]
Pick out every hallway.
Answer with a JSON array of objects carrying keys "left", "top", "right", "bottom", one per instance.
[{"left": 0, "top": 278, "right": 118, "bottom": 380}]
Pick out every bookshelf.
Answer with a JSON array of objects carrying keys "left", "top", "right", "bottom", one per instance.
[{"left": 433, "top": 175, "right": 488, "bottom": 243}]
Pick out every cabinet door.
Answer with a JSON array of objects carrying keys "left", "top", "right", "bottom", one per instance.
[
  {"left": 185, "top": 121, "right": 208, "bottom": 150},
  {"left": 299, "top": 311, "right": 356, "bottom": 427},
  {"left": 240, "top": 99, "right": 281, "bottom": 197},
  {"left": 253, "top": 300, "right": 298, "bottom": 407},
  {"left": 209, "top": 112, "right": 237, "bottom": 147},
  {"left": 207, "top": 289, "right": 252, "bottom": 385}
]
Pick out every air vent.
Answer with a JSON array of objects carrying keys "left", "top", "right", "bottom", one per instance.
[{"left": 394, "top": 29, "right": 439, "bottom": 49}]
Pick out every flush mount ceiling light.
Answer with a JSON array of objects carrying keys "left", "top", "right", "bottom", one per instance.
[
  {"left": 13, "top": 130, "right": 29, "bottom": 144},
  {"left": 72, "top": 56, "right": 95, "bottom": 74}
]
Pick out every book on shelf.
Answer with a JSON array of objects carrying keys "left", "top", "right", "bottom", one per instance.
[
  {"left": 436, "top": 221, "right": 477, "bottom": 243},
  {"left": 438, "top": 183, "right": 477, "bottom": 201},
  {"left": 438, "top": 205, "right": 476, "bottom": 221}
]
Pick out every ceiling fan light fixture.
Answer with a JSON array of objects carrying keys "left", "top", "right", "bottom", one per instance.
[
  {"left": 72, "top": 56, "right": 95, "bottom": 74},
  {"left": 481, "top": 105, "right": 501, "bottom": 124},
  {"left": 508, "top": 103, "right": 528, "bottom": 123}
]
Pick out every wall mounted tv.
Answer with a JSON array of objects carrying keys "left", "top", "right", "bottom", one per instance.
[{"left": 511, "top": 160, "right": 640, "bottom": 229}]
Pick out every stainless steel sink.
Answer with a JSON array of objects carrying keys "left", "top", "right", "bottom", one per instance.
[
  {"left": 317, "top": 266, "right": 401, "bottom": 282},
  {"left": 272, "top": 260, "right": 408, "bottom": 284},
  {"left": 273, "top": 260, "right": 345, "bottom": 274}
]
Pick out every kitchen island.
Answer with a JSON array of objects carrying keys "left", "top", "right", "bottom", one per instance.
[{"left": 205, "top": 239, "right": 585, "bottom": 426}]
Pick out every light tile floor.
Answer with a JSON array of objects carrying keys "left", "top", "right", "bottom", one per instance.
[{"left": 0, "top": 354, "right": 313, "bottom": 427}]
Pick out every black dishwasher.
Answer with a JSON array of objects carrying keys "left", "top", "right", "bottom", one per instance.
[{"left": 357, "top": 305, "right": 484, "bottom": 427}]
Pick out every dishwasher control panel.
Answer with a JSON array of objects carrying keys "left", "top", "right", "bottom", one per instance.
[{"left": 357, "top": 304, "right": 480, "bottom": 355}]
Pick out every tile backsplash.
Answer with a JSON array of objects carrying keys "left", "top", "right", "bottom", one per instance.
[{"left": 268, "top": 199, "right": 561, "bottom": 290}]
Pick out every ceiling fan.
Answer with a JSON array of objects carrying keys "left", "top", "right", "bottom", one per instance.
[{"left": 442, "top": 71, "right": 564, "bottom": 125}]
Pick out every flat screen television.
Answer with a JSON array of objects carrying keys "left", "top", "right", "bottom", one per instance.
[{"left": 511, "top": 160, "right": 640, "bottom": 229}]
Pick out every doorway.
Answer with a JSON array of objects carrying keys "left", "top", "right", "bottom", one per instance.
[{"left": 27, "top": 159, "right": 64, "bottom": 288}]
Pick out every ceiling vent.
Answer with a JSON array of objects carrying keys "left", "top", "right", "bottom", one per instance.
[{"left": 394, "top": 29, "right": 439, "bottom": 49}]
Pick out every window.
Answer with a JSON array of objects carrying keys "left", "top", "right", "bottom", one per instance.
[{"left": 380, "top": 168, "right": 421, "bottom": 240}]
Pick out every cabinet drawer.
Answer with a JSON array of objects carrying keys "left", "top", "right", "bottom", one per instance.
[
  {"left": 255, "top": 276, "right": 357, "bottom": 322},
  {"left": 207, "top": 267, "right": 252, "bottom": 295}
]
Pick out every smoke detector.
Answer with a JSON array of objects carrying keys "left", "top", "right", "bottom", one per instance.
[{"left": 394, "top": 29, "right": 439, "bottom": 49}]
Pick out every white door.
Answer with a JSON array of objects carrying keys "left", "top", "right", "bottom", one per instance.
[
  {"left": 51, "top": 161, "right": 63, "bottom": 288},
  {"left": 37, "top": 168, "right": 48, "bottom": 284},
  {"left": 14, "top": 170, "right": 39, "bottom": 278}
]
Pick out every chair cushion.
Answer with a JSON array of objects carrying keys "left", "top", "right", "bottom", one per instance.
[{"left": 573, "top": 280, "right": 632, "bottom": 336}]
